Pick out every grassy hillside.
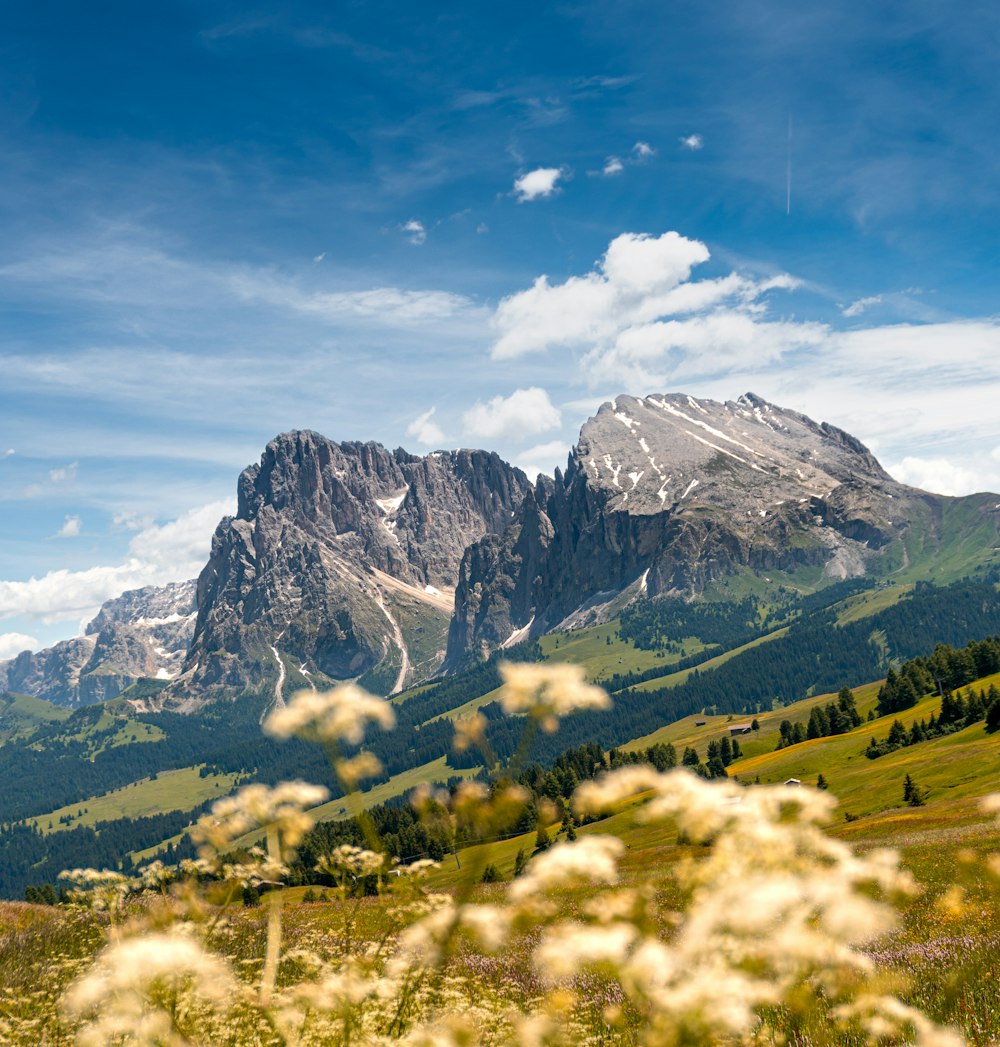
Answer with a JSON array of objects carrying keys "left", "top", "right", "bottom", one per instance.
[
  {"left": 26, "top": 765, "right": 244, "bottom": 835},
  {"left": 0, "top": 691, "right": 71, "bottom": 743}
]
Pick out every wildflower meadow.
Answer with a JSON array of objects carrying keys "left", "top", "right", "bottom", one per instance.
[{"left": 1, "top": 665, "right": 998, "bottom": 1045}]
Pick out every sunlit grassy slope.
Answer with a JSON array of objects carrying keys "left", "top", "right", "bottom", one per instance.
[
  {"left": 27, "top": 765, "right": 244, "bottom": 835},
  {"left": 0, "top": 692, "right": 71, "bottom": 743}
]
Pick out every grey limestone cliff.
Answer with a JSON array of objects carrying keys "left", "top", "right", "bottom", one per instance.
[
  {"left": 0, "top": 580, "right": 197, "bottom": 707},
  {"left": 445, "top": 392, "right": 989, "bottom": 665},
  {"left": 173, "top": 430, "right": 529, "bottom": 703}
]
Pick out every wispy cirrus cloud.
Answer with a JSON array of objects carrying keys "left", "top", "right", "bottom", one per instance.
[{"left": 842, "top": 294, "right": 883, "bottom": 317}]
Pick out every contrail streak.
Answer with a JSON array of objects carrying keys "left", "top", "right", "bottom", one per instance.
[{"left": 786, "top": 114, "right": 792, "bottom": 215}]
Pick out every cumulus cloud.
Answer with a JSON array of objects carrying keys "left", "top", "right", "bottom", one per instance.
[
  {"left": 633, "top": 141, "right": 655, "bottom": 159},
  {"left": 679, "top": 134, "right": 703, "bottom": 151},
  {"left": 2, "top": 449, "right": 13, "bottom": 459},
  {"left": 406, "top": 406, "right": 445, "bottom": 446},
  {"left": 884, "top": 455, "right": 1000, "bottom": 497},
  {"left": 515, "top": 439, "right": 573, "bottom": 480},
  {"left": 842, "top": 294, "right": 883, "bottom": 317},
  {"left": 48, "top": 462, "right": 78, "bottom": 483},
  {"left": 513, "top": 167, "right": 564, "bottom": 202},
  {"left": 55, "top": 515, "right": 82, "bottom": 538},
  {"left": 602, "top": 157, "right": 624, "bottom": 176},
  {"left": 463, "top": 388, "right": 561, "bottom": 441},
  {"left": 491, "top": 230, "right": 807, "bottom": 376},
  {"left": 0, "top": 498, "right": 233, "bottom": 629},
  {"left": 0, "top": 632, "right": 38, "bottom": 660},
  {"left": 402, "top": 219, "right": 427, "bottom": 245}
]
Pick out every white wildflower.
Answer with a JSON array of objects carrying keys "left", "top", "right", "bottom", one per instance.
[
  {"left": 395, "top": 858, "right": 440, "bottom": 878},
  {"left": 222, "top": 855, "right": 289, "bottom": 887},
  {"left": 456, "top": 903, "right": 511, "bottom": 952},
  {"left": 59, "top": 868, "right": 130, "bottom": 887},
  {"left": 191, "top": 780, "right": 328, "bottom": 859},
  {"left": 335, "top": 750, "right": 383, "bottom": 787},
  {"left": 137, "top": 860, "right": 175, "bottom": 891},
  {"left": 839, "top": 994, "right": 966, "bottom": 1047},
  {"left": 499, "top": 662, "right": 610, "bottom": 730},
  {"left": 509, "top": 835, "right": 624, "bottom": 901},
  {"left": 453, "top": 711, "right": 487, "bottom": 752},
  {"left": 264, "top": 683, "right": 395, "bottom": 745},
  {"left": 573, "top": 764, "right": 663, "bottom": 816},
  {"left": 62, "top": 929, "right": 236, "bottom": 1047},
  {"left": 316, "top": 844, "right": 385, "bottom": 879},
  {"left": 534, "top": 921, "right": 638, "bottom": 981}
]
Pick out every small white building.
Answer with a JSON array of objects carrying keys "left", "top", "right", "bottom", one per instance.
[{"left": 784, "top": 778, "right": 801, "bottom": 787}]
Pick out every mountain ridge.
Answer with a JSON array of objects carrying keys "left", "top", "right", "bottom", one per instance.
[{"left": 444, "top": 392, "right": 1000, "bottom": 665}]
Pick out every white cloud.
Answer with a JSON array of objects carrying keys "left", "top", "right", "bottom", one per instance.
[
  {"left": 492, "top": 230, "right": 767, "bottom": 361},
  {"left": 513, "top": 167, "right": 564, "bottom": 202},
  {"left": 112, "top": 510, "right": 154, "bottom": 531},
  {"left": 231, "top": 273, "right": 473, "bottom": 324},
  {"left": 406, "top": 407, "right": 445, "bottom": 446},
  {"left": 679, "top": 134, "right": 703, "bottom": 151},
  {"left": 476, "top": 222, "right": 489, "bottom": 234},
  {"left": 602, "top": 157, "right": 624, "bottom": 176},
  {"left": 313, "top": 252, "right": 326, "bottom": 263},
  {"left": 463, "top": 388, "right": 562, "bottom": 441},
  {"left": 1, "top": 449, "right": 13, "bottom": 459},
  {"left": 0, "top": 498, "right": 233, "bottom": 629},
  {"left": 842, "top": 294, "right": 883, "bottom": 317},
  {"left": 48, "top": 462, "right": 78, "bottom": 483},
  {"left": 0, "top": 632, "right": 39, "bottom": 660},
  {"left": 884, "top": 455, "right": 1000, "bottom": 497},
  {"left": 633, "top": 141, "right": 655, "bottom": 159},
  {"left": 56, "top": 515, "right": 82, "bottom": 538},
  {"left": 402, "top": 219, "right": 427, "bottom": 245},
  {"left": 515, "top": 439, "right": 573, "bottom": 480}
]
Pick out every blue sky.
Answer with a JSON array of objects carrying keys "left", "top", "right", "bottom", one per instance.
[{"left": 3, "top": 0, "right": 1000, "bottom": 655}]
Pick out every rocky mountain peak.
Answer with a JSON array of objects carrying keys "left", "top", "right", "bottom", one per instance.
[
  {"left": 444, "top": 391, "right": 946, "bottom": 666},
  {"left": 176, "top": 431, "right": 530, "bottom": 703},
  {"left": 574, "top": 392, "right": 892, "bottom": 517},
  {"left": 0, "top": 580, "right": 197, "bottom": 707}
]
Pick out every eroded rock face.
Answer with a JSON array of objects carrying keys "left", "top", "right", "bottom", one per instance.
[
  {"left": 445, "top": 392, "right": 973, "bottom": 665},
  {"left": 175, "top": 431, "right": 529, "bottom": 702},
  {"left": 0, "top": 580, "right": 197, "bottom": 707}
]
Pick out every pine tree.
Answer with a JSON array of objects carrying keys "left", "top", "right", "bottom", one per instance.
[
  {"left": 513, "top": 849, "right": 528, "bottom": 877},
  {"left": 902, "top": 774, "right": 927, "bottom": 807},
  {"left": 533, "top": 825, "right": 551, "bottom": 854},
  {"left": 816, "top": 773, "right": 829, "bottom": 790},
  {"left": 719, "top": 736, "right": 733, "bottom": 766}
]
